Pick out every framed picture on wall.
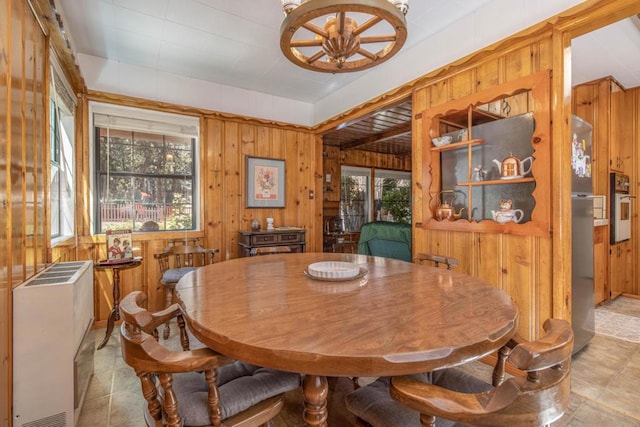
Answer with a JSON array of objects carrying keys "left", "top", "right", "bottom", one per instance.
[{"left": 246, "top": 156, "right": 286, "bottom": 208}]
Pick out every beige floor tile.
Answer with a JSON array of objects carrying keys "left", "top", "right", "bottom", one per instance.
[
  {"left": 570, "top": 334, "right": 638, "bottom": 399},
  {"left": 77, "top": 395, "right": 110, "bottom": 427},
  {"left": 564, "top": 399, "right": 640, "bottom": 427},
  {"left": 84, "top": 370, "right": 114, "bottom": 401},
  {"left": 598, "top": 364, "right": 640, "bottom": 419},
  {"left": 108, "top": 390, "right": 146, "bottom": 426}
]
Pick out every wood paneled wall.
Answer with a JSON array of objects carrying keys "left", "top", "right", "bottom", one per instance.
[
  {"left": 632, "top": 87, "right": 640, "bottom": 296},
  {"left": 52, "top": 94, "right": 321, "bottom": 322},
  {"left": 412, "top": 38, "right": 556, "bottom": 340},
  {"left": 1, "top": 0, "right": 49, "bottom": 422},
  {"left": 322, "top": 145, "right": 411, "bottom": 222}
]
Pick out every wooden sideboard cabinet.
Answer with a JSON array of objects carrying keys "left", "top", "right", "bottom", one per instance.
[{"left": 238, "top": 229, "right": 306, "bottom": 257}]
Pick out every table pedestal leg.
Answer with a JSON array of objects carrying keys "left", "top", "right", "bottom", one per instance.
[
  {"left": 302, "top": 374, "right": 328, "bottom": 427},
  {"left": 97, "top": 269, "right": 122, "bottom": 350}
]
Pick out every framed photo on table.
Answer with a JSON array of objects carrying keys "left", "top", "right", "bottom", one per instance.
[
  {"left": 106, "top": 229, "right": 133, "bottom": 262},
  {"left": 246, "top": 156, "right": 285, "bottom": 208}
]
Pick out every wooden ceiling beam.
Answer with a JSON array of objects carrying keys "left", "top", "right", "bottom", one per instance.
[{"left": 340, "top": 122, "right": 411, "bottom": 151}]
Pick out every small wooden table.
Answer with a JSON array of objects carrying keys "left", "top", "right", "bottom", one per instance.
[
  {"left": 176, "top": 253, "right": 518, "bottom": 426},
  {"left": 238, "top": 228, "right": 306, "bottom": 257},
  {"left": 94, "top": 257, "right": 142, "bottom": 349}
]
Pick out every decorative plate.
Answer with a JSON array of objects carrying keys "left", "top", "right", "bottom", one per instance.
[
  {"left": 304, "top": 262, "right": 368, "bottom": 282},
  {"left": 499, "top": 175, "right": 524, "bottom": 180}
]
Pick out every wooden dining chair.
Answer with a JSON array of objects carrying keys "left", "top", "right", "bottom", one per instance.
[
  {"left": 154, "top": 243, "right": 219, "bottom": 338},
  {"left": 345, "top": 318, "right": 573, "bottom": 427},
  {"left": 119, "top": 291, "right": 301, "bottom": 427},
  {"left": 167, "top": 237, "right": 202, "bottom": 247},
  {"left": 391, "top": 319, "right": 573, "bottom": 427},
  {"left": 414, "top": 253, "right": 458, "bottom": 270}
]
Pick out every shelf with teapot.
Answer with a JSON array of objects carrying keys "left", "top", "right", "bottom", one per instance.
[
  {"left": 457, "top": 154, "right": 535, "bottom": 186},
  {"left": 419, "top": 70, "right": 552, "bottom": 237}
]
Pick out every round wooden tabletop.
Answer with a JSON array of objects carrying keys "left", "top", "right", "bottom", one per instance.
[{"left": 176, "top": 253, "right": 518, "bottom": 377}]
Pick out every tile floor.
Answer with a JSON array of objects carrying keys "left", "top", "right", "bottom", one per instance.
[{"left": 78, "top": 297, "right": 640, "bottom": 426}]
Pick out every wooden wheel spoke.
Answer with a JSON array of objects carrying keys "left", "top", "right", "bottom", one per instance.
[
  {"left": 357, "top": 48, "right": 378, "bottom": 61},
  {"left": 291, "top": 39, "right": 324, "bottom": 48},
  {"left": 279, "top": 2, "right": 408, "bottom": 72},
  {"left": 307, "top": 50, "right": 327, "bottom": 64},
  {"left": 302, "top": 22, "right": 328, "bottom": 39},
  {"left": 353, "top": 16, "right": 383, "bottom": 36},
  {"left": 360, "top": 34, "right": 397, "bottom": 44}
]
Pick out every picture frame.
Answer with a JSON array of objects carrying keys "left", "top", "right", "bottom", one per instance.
[
  {"left": 106, "top": 229, "right": 134, "bottom": 262},
  {"left": 246, "top": 156, "right": 286, "bottom": 208}
]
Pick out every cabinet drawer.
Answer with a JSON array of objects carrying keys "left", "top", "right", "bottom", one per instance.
[
  {"left": 279, "top": 233, "right": 303, "bottom": 243},
  {"left": 250, "top": 234, "right": 278, "bottom": 245}
]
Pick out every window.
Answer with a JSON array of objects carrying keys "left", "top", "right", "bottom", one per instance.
[
  {"left": 374, "top": 169, "right": 411, "bottom": 224},
  {"left": 340, "top": 166, "right": 370, "bottom": 232},
  {"left": 91, "top": 104, "right": 199, "bottom": 234},
  {"left": 340, "top": 166, "right": 411, "bottom": 232},
  {"left": 50, "top": 59, "right": 75, "bottom": 240}
]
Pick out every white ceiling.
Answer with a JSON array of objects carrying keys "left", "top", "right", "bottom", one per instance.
[
  {"left": 55, "top": 0, "right": 640, "bottom": 125},
  {"left": 572, "top": 15, "right": 640, "bottom": 89}
]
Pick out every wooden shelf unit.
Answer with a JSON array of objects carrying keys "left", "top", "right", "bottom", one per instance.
[{"left": 420, "top": 71, "right": 552, "bottom": 237}]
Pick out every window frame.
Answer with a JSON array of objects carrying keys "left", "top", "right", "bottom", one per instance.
[
  {"left": 49, "top": 57, "right": 76, "bottom": 242},
  {"left": 340, "top": 166, "right": 411, "bottom": 232},
  {"left": 89, "top": 103, "right": 200, "bottom": 235}
]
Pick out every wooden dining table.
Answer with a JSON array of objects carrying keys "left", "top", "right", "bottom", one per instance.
[{"left": 175, "top": 252, "right": 519, "bottom": 427}]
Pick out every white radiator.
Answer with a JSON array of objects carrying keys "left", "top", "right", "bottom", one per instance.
[{"left": 13, "top": 261, "right": 95, "bottom": 427}]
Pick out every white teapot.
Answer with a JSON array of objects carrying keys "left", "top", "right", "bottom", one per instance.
[
  {"left": 491, "top": 199, "right": 524, "bottom": 224},
  {"left": 492, "top": 209, "right": 524, "bottom": 224}
]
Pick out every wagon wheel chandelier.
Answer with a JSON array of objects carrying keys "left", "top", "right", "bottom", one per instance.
[{"left": 280, "top": 0, "right": 409, "bottom": 73}]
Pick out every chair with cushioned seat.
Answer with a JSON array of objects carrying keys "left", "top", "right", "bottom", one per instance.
[
  {"left": 154, "top": 243, "right": 219, "bottom": 338},
  {"left": 119, "top": 291, "right": 301, "bottom": 427},
  {"left": 414, "top": 253, "right": 458, "bottom": 270},
  {"left": 345, "top": 318, "right": 573, "bottom": 427},
  {"left": 357, "top": 221, "right": 412, "bottom": 262}
]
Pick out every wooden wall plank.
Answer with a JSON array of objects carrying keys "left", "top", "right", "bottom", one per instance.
[
  {"left": 71, "top": 109, "right": 321, "bottom": 317},
  {"left": 1, "top": 2, "right": 49, "bottom": 419},
  {"left": 412, "top": 39, "right": 555, "bottom": 339}
]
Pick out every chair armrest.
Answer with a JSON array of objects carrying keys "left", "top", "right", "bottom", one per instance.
[
  {"left": 127, "top": 331, "right": 234, "bottom": 374},
  {"left": 120, "top": 292, "right": 185, "bottom": 332},
  {"left": 390, "top": 376, "right": 513, "bottom": 420},
  {"left": 143, "top": 303, "right": 184, "bottom": 331},
  {"left": 509, "top": 319, "right": 573, "bottom": 372}
]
